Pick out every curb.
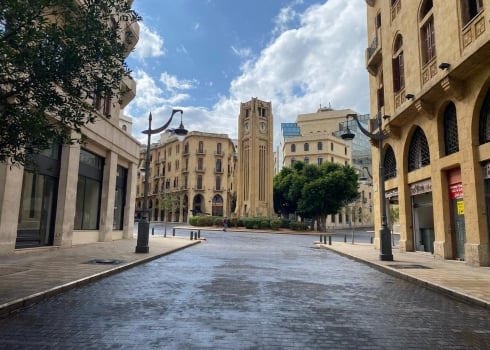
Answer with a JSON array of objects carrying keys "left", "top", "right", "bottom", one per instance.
[
  {"left": 0, "top": 240, "right": 201, "bottom": 318},
  {"left": 320, "top": 244, "right": 490, "bottom": 310}
]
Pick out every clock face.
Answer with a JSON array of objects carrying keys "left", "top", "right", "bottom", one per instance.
[{"left": 259, "top": 121, "right": 267, "bottom": 133}]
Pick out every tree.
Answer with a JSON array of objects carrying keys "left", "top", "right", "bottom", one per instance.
[
  {"left": 273, "top": 161, "right": 359, "bottom": 231},
  {"left": 0, "top": 0, "right": 141, "bottom": 165},
  {"left": 157, "top": 192, "right": 180, "bottom": 237}
]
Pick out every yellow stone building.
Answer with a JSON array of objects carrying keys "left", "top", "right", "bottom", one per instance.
[
  {"left": 135, "top": 131, "right": 237, "bottom": 222},
  {"left": 236, "top": 98, "right": 274, "bottom": 218},
  {"left": 0, "top": 2, "right": 140, "bottom": 253},
  {"left": 365, "top": 0, "right": 490, "bottom": 266},
  {"left": 281, "top": 107, "right": 374, "bottom": 228}
]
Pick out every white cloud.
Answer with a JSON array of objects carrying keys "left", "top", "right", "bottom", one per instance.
[
  {"left": 231, "top": 45, "right": 252, "bottom": 59},
  {"left": 160, "top": 72, "right": 198, "bottom": 91},
  {"left": 133, "top": 23, "right": 165, "bottom": 60},
  {"left": 127, "top": 0, "right": 369, "bottom": 148}
]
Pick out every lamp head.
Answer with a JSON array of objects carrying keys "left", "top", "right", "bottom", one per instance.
[{"left": 438, "top": 62, "right": 450, "bottom": 70}]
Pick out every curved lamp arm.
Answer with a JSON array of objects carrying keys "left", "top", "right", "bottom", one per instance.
[
  {"left": 347, "top": 113, "right": 388, "bottom": 141},
  {"left": 142, "top": 109, "right": 183, "bottom": 135}
]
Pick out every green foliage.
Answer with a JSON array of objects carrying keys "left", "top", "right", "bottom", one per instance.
[
  {"left": 273, "top": 161, "right": 359, "bottom": 230},
  {"left": 270, "top": 218, "right": 281, "bottom": 230},
  {"left": 213, "top": 216, "right": 223, "bottom": 226},
  {"left": 0, "top": 0, "right": 141, "bottom": 165},
  {"left": 289, "top": 221, "right": 308, "bottom": 231}
]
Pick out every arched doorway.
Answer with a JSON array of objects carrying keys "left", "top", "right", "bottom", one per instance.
[
  {"left": 211, "top": 194, "right": 224, "bottom": 216},
  {"left": 192, "top": 194, "right": 204, "bottom": 215}
]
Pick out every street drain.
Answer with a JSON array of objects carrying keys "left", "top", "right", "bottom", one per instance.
[
  {"left": 388, "top": 264, "right": 431, "bottom": 269},
  {"left": 84, "top": 259, "right": 126, "bottom": 265}
]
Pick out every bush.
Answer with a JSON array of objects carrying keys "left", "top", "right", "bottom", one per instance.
[
  {"left": 280, "top": 218, "right": 290, "bottom": 228},
  {"left": 213, "top": 216, "right": 223, "bottom": 226},
  {"left": 270, "top": 218, "right": 281, "bottom": 230},
  {"left": 289, "top": 221, "right": 308, "bottom": 231}
]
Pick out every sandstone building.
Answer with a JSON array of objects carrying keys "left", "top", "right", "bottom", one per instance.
[
  {"left": 365, "top": 0, "right": 490, "bottom": 266},
  {"left": 281, "top": 107, "right": 374, "bottom": 228},
  {"left": 0, "top": 2, "right": 140, "bottom": 254},
  {"left": 135, "top": 131, "right": 237, "bottom": 223}
]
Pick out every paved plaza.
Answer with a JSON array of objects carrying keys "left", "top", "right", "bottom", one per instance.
[{"left": 0, "top": 230, "right": 489, "bottom": 349}]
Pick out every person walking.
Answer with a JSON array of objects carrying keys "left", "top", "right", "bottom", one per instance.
[{"left": 223, "top": 217, "right": 229, "bottom": 231}]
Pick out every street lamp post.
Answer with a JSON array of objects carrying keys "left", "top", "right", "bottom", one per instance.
[
  {"left": 135, "top": 109, "right": 188, "bottom": 253},
  {"left": 341, "top": 113, "right": 393, "bottom": 261}
]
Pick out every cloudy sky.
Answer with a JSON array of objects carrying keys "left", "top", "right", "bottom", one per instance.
[{"left": 125, "top": 0, "right": 370, "bottom": 147}]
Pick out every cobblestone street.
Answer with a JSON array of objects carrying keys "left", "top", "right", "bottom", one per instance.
[{"left": 0, "top": 231, "right": 488, "bottom": 349}]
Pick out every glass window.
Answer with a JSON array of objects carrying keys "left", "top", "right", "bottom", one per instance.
[
  {"left": 317, "top": 142, "right": 323, "bottom": 150},
  {"left": 304, "top": 143, "right": 309, "bottom": 151},
  {"left": 113, "top": 166, "right": 127, "bottom": 230},
  {"left": 392, "top": 34, "right": 405, "bottom": 92},
  {"left": 75, "top": 149, "right": 103, "bottom": 230},
  {"left": 461, "top": 0, "right": 483, "bottom": 26},
  {"left": 291, "top": 144, "right": 296, "bottom": 152}
]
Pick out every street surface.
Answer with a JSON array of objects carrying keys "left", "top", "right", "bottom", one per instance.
[{"left": 0, "top": 231, "right": 488, "bottom": 349}]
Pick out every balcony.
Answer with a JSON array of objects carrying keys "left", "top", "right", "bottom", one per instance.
[
  {"left": 214, "top": 168, "right": 224, "bottom": 174},
  {"left": 119, "top": 74, "right": 136, "bottom": 109},
  {"left": 196, "top": 149, "right": 206, "bottom": 156},
  {"left": 193, "top": 186, "right": 206, "bottom": 192},
  {"left": 124, "top": 21, "right": 140, "bottom": 55},
  {"left": 214, "top": 151, "right": 224, "bottom": 157},
  {"left": 195, "top": 167, "right": 206, "bottom": 173},
  {"left": 366, "top": 29, "right": 382, "bottom": 75}
]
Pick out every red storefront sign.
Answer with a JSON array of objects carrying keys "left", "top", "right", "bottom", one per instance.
[{"left": 449, "top": 183, "right": 463, "bottom": 200}]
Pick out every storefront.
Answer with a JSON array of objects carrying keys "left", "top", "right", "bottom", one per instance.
[
  {"left": 447, "top": 168, "right": 466, "bottom": 260},
  {"left": 410, "top": 179, "right": 434, "bottom": 253}
]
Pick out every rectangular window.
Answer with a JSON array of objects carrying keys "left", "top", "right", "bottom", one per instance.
[
  {"left": 317, "top": 157, "right": 323, "bottom": 165},
  {"left": 317, "top": 142, "right": 323, "bottom": 151},
  {"left": 75, "top": 149, "right": 104, "bottom": 230},
  {"left": 113, "top": 166, "right": 127, "bottom": 230}
]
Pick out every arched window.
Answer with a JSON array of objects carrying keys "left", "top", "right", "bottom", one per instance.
[
  {"left": 479, "top": 87, "right": 490, "bottom": 144},
  {"left": 420, "top": 0, "right": 436, "bottom": 66},
  {"left": 217, "top": 143, "right": 222, "bottom": 155},
  {"left": 291, "top": 144, "right": 296, "bottom": 152},
  {"left": 304, "top": 143, "right": 309, "bottom": 151},
  {"left": 384, "top": 146, "right": 397, "bottom": 179},
  {"left": 198, "top": 141, "right": 204, "bottom": 153},
  {"left": 392, "top": 34, "right": 405, "bottom": 92},
  {"left": 408, "top": 127, "right": 430, "bottom": 171},
  {"left": 184, "top": 142, "right": 189, "bottom": 154},
  {"left": 443, "top": 102, "right": 459, "bottom": 155}
]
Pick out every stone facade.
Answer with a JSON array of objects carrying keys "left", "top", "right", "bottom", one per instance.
[
  {"left": 0, "top": 3, "right": 140, "bottom": 254},
  {"left": 281, "top": 107, "right": 374, "bottom": 228},
  {"left": 236, "top": 98, "right": 274, "bottom": 218},
  {"left": 135, "top": 132, "right": 237, "bottom": 223},
  {"left": 365, "top": 0, "right": 490, "bottom": 266}
]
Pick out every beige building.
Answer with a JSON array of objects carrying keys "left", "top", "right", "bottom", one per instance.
[
  {"left": 281, "top": 107, "right": 374, "bottom": 228},
  {"left": 0, "top": 4, "right": 140, "bottom": 253},
  {"left": 365, "top": 0, "right": 490, "bottom": 266},
  {"left": 135, "top": 131, "right": 237, "bottom": 222},
  {"left": 236, "top": 98, "right": 274, "bottom": 218}
]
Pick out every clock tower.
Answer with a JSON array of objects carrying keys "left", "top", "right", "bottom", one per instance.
[{"left": 236, "top": 97, "right": 274, "bottom": 218}]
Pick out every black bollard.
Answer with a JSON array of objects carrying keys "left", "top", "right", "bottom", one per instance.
[
  {"left": 172, "top": 228, "right": 176, "bottom": 237},
  {"left": 152, "top": 227, "right": 154, "bottom": 236},
  {"left": 329, "top": 235, "right": 332, "bottom": 245},
  {"left": 198, "top": 230, "right": 201, "bottom": 239},
  {"left": 190, "top": 231, "right": 194, "bottom": 240},
  {"left": 344, "top": 235, "right": 347, "bottom": 243}
]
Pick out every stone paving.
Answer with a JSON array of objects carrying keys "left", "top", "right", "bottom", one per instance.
[{"left": 0, "top": 230, "right": 489, "bottom": 349}]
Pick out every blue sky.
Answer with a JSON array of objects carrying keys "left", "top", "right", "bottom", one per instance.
[{"left": 126, "top": 0, "right": 370, "bottom": 146}]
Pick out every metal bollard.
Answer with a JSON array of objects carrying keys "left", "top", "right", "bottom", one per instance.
[
  {"left": 197, "top": 230, "right": 201, "bottom": 239},
  {"left": 190, "top": 231, "right": 194, "bottom": 240},
  {"left": 173, "top": 228, "right": 175, "bottom": 237},
  {"left": 151, "top": 227, "right": 155, "bottom": 236},
  {"left": 329, "top": 235, "right": 332, "bottom": 245},
  {"left": 344, "top": 235, "right": 347, "bottom": 243},
  {"left": 323, "top": 235, "right": 327, "bottom": 244},
  {"left": 370, "top": 236, "right": 373, "bottom": 244}
]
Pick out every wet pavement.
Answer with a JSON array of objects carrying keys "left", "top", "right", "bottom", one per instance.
[{"left": 0, "top": 231, "right": 489, "bottom": 349}]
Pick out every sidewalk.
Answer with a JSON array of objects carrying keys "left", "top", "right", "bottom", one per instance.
[
  {"left": 318, "top": 241, "right": 490, "bottom": 310},
  {"left": 0, "top": 236, "right": 201, "bottom": 317}
]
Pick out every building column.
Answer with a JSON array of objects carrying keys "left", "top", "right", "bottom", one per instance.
[
  {"left": 0, "top": 163, "right": 23, "bottom": 254},
  {"left": 99, "top": 150, "right": 118, "bottom": 242},
  {"left": 123, "top": 161, "right": 137, "bottom": 239},
  {"left": 54, "top": 143, "right": 80, "bottom": 247}
]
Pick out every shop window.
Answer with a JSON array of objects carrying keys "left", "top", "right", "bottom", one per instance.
[
  {"left": 75, "top": 149, "right": 104, "bottom": 230},
  {"left": 408, "top": 127, "right": 430, "bottom": 171},
  {"left": 384, "top": 146, "right": 397, "bottom": 179},
  {"left": 444, "top": 102, "right": 459, "bottom": 155}
]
